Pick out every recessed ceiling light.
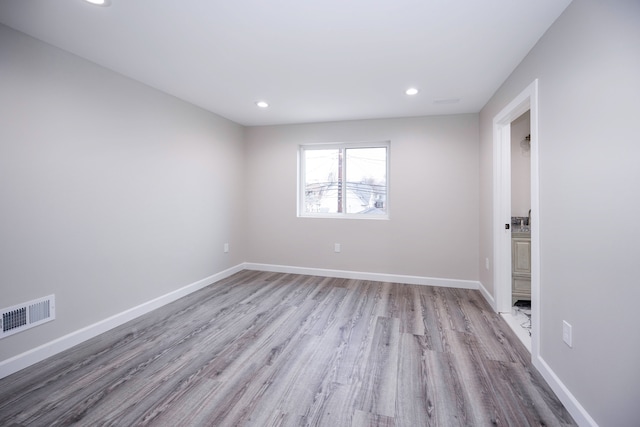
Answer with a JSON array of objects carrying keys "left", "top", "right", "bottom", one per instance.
[
  {"left": 405, "top": 88, "right": 419, "bottom": 96},
  {"left": 256, "top": 101, "right": 269, "bottom": 108},
  {"left": 85, "top": 0, "right": 111, "bottom": 6}
]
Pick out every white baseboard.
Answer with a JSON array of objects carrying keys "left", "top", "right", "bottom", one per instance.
[
  {"left": 244, "top": 263, "right": 481, "bottom": 290},
  {"left": 0, "top": 262, "right": 596, "bottom": 426},
  {"left": 0, "top": 262, "right": 477, "bottom": 380},
  {"left": 0, "top": 263, "right": 245, "bottom": 380},
  {"left": 533, "top": 355, "right": 598, "bottom": 427},
  {"left": 478, "top": 281, "right": 496, "bottom": 311},
  {"left": 472, "top": 281, "right": 597, "bottom": 426}
]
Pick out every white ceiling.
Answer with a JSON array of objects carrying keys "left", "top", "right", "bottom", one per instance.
[{"left": 0, "top": 0, "right": 572, "bottom": 126}]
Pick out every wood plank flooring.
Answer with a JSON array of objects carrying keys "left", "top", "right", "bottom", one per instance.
[{"left": 0, "top": 271, "right": 576, "bottom": 426}]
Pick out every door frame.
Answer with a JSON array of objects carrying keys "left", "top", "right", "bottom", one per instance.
[{"left": 492, "top": 79, "right": 540, "bottom": 356}]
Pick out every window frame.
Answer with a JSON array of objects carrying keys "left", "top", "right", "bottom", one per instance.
[{"left": 297, "top": 140, "right": 390, "bottom": 220}]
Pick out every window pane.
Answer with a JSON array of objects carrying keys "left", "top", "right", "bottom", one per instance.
[
  {"left": 303, "top": 149, "right": 341, "bottom": 214},
  {"left": 345, "top": 147, "right": 387, "bottom": 214},
  {"left": 300, "top": 143, "right": 389, "bottom": 218}
]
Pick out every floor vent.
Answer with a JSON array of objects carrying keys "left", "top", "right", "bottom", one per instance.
[{"left": 1, "top": 295, "right": 55, "bottom": 339}]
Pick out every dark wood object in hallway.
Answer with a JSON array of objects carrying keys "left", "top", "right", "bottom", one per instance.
[{"left": 0, "top": 271, "right": 575, "bottom": 426}]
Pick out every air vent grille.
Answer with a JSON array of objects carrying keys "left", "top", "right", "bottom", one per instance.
[{"left": 1, "top": 295, "right": 55, "bottom": 339}]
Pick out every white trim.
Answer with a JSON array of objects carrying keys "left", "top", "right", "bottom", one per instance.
[
  {"left": 244, "top": 263, "right": 480, "bottom": 290},
  {"left": 492, "top": 117, "right": 513, "bottom": 313},
  {"left": 478, "top": 281, "right": 496, "bottom": 311},
  {"left": 298, "top": 214, "right": 389, "bottom": 221},
  {"left": 298, "top": 140, "right": 391, "bottom": 149},
  {"left": 298, "top": 141, "right": 390, "bottom": 220},
  {"left": 0, "top": 263, "right": 245, "bottom": 380},
  {"left": 492, "top": 79, "right": 540, "bottom": 354},
  {"left": 534, "top": 356, "right": 599, "bottom": 427},
  {"left": 0, "top": 262, "right": 481, "bottom": 379},
  {"left": 529, "top": 83, "right": 541, "bottom": 362},
  {"left": 0, "top": 260, "right": 597, "bottom": 426}
]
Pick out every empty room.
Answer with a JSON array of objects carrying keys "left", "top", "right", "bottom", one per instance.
[{"left": 0, "top": 1, "right": 638, "bottom": 426}]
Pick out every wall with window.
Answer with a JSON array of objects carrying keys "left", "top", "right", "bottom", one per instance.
[
  {"left": 0, "top": 25, "right": 246, "bottom": 362},
  {"left": 245, "top": 114, "right": 479, "bottom": 281}
]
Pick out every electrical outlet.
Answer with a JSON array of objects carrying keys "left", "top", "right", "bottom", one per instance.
[
  {"left": 224, "top": 243, "right": 229, "bottom": 253},
  {"left": 562, "top": 320, "right": 572, "bottom": 347},
  {"left": 485, "top": 257, "right": 490, "bottom": 270},
  {"left": 334, "top": 243, "right": 341, "bottom": 253}
]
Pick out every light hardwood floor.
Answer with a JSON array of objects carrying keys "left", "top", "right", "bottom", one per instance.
[{"left": 0, "top": 270, "right": 575, "bottom": 426}]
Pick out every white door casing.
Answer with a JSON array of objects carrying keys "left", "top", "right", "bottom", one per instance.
[{"left": 492, "top": 79, "right": 540, "bottom": 358}]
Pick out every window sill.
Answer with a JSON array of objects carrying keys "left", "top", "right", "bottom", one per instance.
[{"left": 298, "top": 214, "right": 390, "bottom": 220}]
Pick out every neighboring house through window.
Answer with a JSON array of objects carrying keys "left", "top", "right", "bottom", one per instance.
[{"left": 298, "top": 141, "right": 389, "bottom": 218}]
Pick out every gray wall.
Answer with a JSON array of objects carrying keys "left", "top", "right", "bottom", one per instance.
[
  {"left": 0, "top": 25, "right": 246, "bottom": 362},
  {"left": 479, "top": 0, "right": 640, "bottom": 425},
  {"left": 245, "top": 115, "right": 479, "bottom": 281}
]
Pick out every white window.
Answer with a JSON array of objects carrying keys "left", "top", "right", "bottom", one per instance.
[{"left": 298, "top": 141, "right": 389, "bottom": 218}]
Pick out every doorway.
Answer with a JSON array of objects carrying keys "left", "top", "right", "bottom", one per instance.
[
  {"left": 504, "top": 110, "right": 532, "bottom": 349},
  {"left": 492, "top": 80, "right": 540, "bottom": 357}
]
